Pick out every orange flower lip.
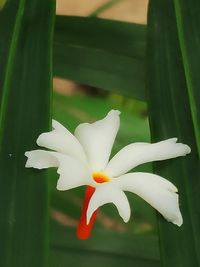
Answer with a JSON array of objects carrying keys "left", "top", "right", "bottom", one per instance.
[{"left": 92, "top": 172, "right": 110, "bottom": 184}]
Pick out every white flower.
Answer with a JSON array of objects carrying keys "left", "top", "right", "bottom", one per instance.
[{"left": 25, "top": 110, "right": 191, "bottom": 226}]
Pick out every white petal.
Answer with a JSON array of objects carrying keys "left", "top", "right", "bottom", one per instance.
[
  {"left": 36, "top": 120, "right": 87, "bottom": 163},
  {"left": 25, "top": 150, "right": 59, "bottom": 169},
  {"left": 113, "top": 172, "right": 183, "bottom": 226},
  {"left": 105, "top": 138, "right": 191, "bottom": 177},
  {"left": 25, "top": 150, "right": 93, "bottom": 191},
  {"left": 86, "top": 183, "right": 130, "bottom": 224},
  {"left": 74, "top": 110, "right": 120, "bottom": 171}
]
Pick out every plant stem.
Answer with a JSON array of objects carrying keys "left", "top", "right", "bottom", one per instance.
[{"left": 76, "top": 186, "right": 98, "bottom": 239}]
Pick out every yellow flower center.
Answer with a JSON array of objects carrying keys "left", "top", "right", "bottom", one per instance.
[{"left": 92, "top": 172, "right": 110, "bottom": 184}]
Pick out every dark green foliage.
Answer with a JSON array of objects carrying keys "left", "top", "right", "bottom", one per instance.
[
  {"left": 53, "top": 16, "right": 146, "bottom": 101},
  {"left": 0, "top": 0, "right": 55, "bottom": 266},
  {"left": 147, "top": 0, "right": 200, "bottom": 265},
  {"left": 174, "top": 0, "right": 200, "bottom": 155}
]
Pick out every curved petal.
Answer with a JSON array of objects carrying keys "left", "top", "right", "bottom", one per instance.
[
  {"left": 36, "top": 120, "right": 87, "bottom": 163},
  {"left": 105, "top": 138, "right": 191, "bottom": 177},
  {"left": 113, "top": 172, "right": 183, "bottom": 226},
  {"left": 86, "top": 183, "right": 130, "bottom": 224},
  {"left": 74, "top": 110, "right": 120, "bottom": 171},
  {"left": 25, "top": 150, "right": 93, "bottom": 190}
]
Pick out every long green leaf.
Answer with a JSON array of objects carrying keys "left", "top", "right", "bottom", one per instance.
[
  {"left": 0, "top": 0, "right": 55, "bottom": 266},
  {"left": 173, "top": 0, "right": 200, "bottom": 155},
  {"left": 50, "top": 221, "right": 160, "bottom": 267},
  {"left": 147, "top": 0, "right": 200, "bottom": 266},
  {"left": 53, "top": 16, "right": 146, "bottom": 101}
]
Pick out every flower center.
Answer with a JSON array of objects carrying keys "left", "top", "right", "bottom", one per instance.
[{"left": 92, "top": 172, "right": 110, "bottom": 183}]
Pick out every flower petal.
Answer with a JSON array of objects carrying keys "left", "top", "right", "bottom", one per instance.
[
  {"left": 36, "top": 120, "right": 87, "bottom": 163},
  {"left": 74, "top": 110, "right": 120, "bottom": 171},
  {"left": 105, "top": 138, "right": 191, "bottom": 177},
  {"left": 25, "top": 150, "right": 59, "bottom": 168},
  {"left": 25, "top": 150, "right": 93, "bottom": 190},
  {"left": 86, "top": 183, "right": 130, "bottom": 224},
  {"left": 113, "top": 172, "right": 183, "bottom": 226}
]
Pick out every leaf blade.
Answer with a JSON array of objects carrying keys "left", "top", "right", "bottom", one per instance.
[
  {"left": 53, "top": 16, "right": 146, "bottom": 100},
  {"left": 147, "top": 0, "right": 200, "bottom": 266},
  {"left": 174, "top": 0, "right": 200, "bottom": 155},
  {"left": 50, "top": 221, "right": 160, "bottom": 267},
  {"left": 0, "top": 0, "right": 55, "bottom": 266}
]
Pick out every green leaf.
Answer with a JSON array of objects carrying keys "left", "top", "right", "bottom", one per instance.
[
  {"left": 147, "top": 0, "right": 200, "bottom": 266},
  {"left": 0, "top": 0, "right": 55, "bottom": 266},
  {"left": 50, "top": 221, "right": 160, "bottom": 267},
  {"left": 53, "top": 16, "right": 146, "bottom": 101},
  {"left": 174, "top": 0, "right": 200, "bottom": 155}
]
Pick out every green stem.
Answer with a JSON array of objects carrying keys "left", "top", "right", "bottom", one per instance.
[{"left": 90, "top": 0, "right": 123, "bottom": 17}]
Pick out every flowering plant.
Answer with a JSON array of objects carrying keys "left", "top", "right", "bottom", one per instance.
[{"left": 25, "top": 110, "right": 190, "bottom": 239}]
